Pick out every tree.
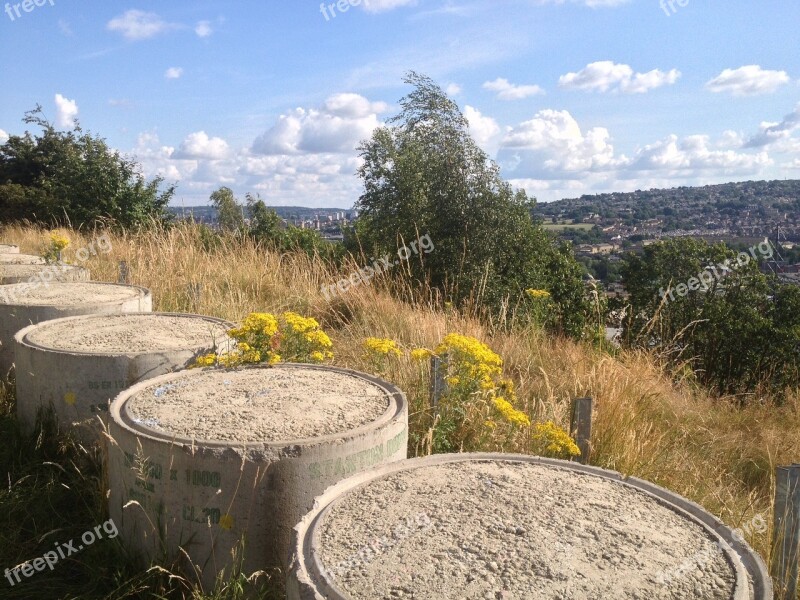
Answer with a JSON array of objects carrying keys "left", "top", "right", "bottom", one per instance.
[
  {"left": 0, "top": 106, "right": 174, "bottom": 227},
  {"left": 245, "top": 193, "right": 335, "bottom": 258},
  {"left": 352, "top": 72, "right": 590, "bottom": 337},
  {"left": 620, "top": 238, "right": 800, "bottom": 395},
  {"left": 209, "top": 186, "right": 244, "bottom": 232}
]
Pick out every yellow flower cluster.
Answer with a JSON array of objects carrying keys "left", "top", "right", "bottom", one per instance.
[
  {"left": 492, "top": 397, "right": 531, "bottom": 427},
  {"left": 532, "top": 421, "right": 581, "bottom": 458},
  {"left": 228, "top": 312, "right": 278, "bottom": 339},
  {"left": 435, "top": 333, "right": 503, "bottom": 391},
  {"left": 194, "top": 311, "right": 332, "bottom": 368},
  {"left": 42, "top": 231, "right": 71, "bottom": 263},
  {"left": 410, "top": 348, "right": 433, "bottom": 362},
  {"left": 49, "top": 232, "right": 70, "bottom": 251},
  {"left": 363, "top": 337, "right": 402, "bottom": 357},
  {"left": 525, "top": 288, "right": 551, "bottom": 300},
  {"left": 284, "top": 312, "right": 320, "bottom": 334}
]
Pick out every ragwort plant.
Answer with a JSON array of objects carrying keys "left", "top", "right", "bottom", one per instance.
[
  {"left": 195, "top": 311, "right": 333, "bottom": 367},
  {"left": 421, "top": 333, "right": 531, "bottom": 453}
]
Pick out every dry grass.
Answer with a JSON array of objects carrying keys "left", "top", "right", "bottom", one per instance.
[{"left": 4, "top": 221, "right": 799, "bottom": 576}]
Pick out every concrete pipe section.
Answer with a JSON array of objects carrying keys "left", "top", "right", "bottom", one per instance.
[
  {"left": 0, "top": 253, "right": 46, "bottom": 265},
  {"left": 107, "top": 364, "right": 408, "bottom": 588},
  {"left": 0, "top": 282, "right": 152, "bottom": 379},
  {"left": 0, "top": 264, "right": 90, "bottom": 285},
  {"left": 289, "top": 453, "right": 772, "bottom": 600},
  {"left": 0, "top": 244, "right": 20, "bottom": 254},
  {"left": 13, "top": 313, "right": 233, "bottom": 436}
]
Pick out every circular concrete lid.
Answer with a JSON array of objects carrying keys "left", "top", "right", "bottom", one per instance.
[
  {"left": 0, "top": 253, "right": 46, "bottom": 265},
  {"left": 0, "top": 264, "right": 88, "bottom": 282},
  {"left": 124, "top": 365, "right": 392, "bottom": 443},
  {"left": 22, "top": 313, "right": 230, "bottom": 354},
  {"left": 293, "top": 454, "right": 771, "bottom": 600},
  {"left": 0, "top": 282, "right": 147, "bottom": 307}
]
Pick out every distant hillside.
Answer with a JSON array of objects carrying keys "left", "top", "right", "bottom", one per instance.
[{"left": 535, "top": 179, "right": 800, "bottom": 243}]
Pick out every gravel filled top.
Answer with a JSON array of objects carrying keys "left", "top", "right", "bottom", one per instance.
[
  {"left": 318, "top": 460, "right": 738, "bottom": 600},
  {"left": 0, "top": 254, "right": 46, "bottom": 265},
  {"left": 125, "top": 366, "right": 390, "bottom": 442},
  {"left": 0, "top": 282, "right": 142, "bottom": 306},
  {"left": 0, "top": 264, "right": 87, "bottom": 280},
  {"left": 24, "top": 313, "right": 228, "bottom": 353}
]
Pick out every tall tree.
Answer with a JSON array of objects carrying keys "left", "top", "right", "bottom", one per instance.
[
  {"left": 209, "top": 186, "right": 244, "bottom": 232},
  {"left": 352, "top": 72, "right": 589, "bottom": 336},
  {"left": 0, "top": 106, "right": 173, "bottom": 227}
]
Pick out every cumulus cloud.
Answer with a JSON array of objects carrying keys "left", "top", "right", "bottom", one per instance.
[
  {"left": 54, "top": 94, "right": 78, "bottom": 127},
  {"left": 483, "top": 78, "right": 545, "bottom": 100},
  {"left": 107, "top": 10, "right": 176, "bottom": 40},
  {"left": 195, "top": 20, "right": 212, "bottom": 37},
  {"left": 628, "top": 134, "right": 770, "bottom": 173},
  {"left": 251, "top": 93, "right": 386, "bottom": 155},
  {"left": 706, "top": 65, "right": 791, "bottom": 96},
  {"left": 446, "top": 83, "right": 462, "bottom": 96},
  {"left": 497, "top": 107, "right": 773, "bottom": 187},
  {"left": 464, "top": 106, "right": 500, "bottom": 152},
  {"left": 173, "top": 131, "right": 230, "bottom": 160},
  {"left": 0, "top": 129, "right": 8, "bottom": 143},
  {"left": 745, "top": 104, "right": 800, "bottom": 148},
  {"left": 500, "top": 109, "right": 623, "bottom": 176},
  {"left": 165, "top": 67, "right": 184, "bottom": 80},
  {"left": 559, "top": 61, "right": 680, "bottom": 94}
]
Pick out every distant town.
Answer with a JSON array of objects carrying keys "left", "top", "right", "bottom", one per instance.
[{"left": 169, "top": 205, "right": 357, "bottom": 242}]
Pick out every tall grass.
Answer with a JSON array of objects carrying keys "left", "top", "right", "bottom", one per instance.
[{"left": 2, "top": 222, "right": 798, "bottom": 597}]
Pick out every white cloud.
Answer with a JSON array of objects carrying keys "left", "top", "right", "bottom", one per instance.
[
  {"left": 252, "top": 93, "right": 386, "bottom": 155},
  {"left": 54, "top": 94, "right": 79, "bottom": 127},
  {"left": 165, "top": 67, "right": 184, "bottom": 80},
  {"left": 195, "top": 20, "right": 212, "bottom": 37},
  {"left": 501, "top": 109, "right": 622, "bottom": 176},
  {"left": 173, "top": 131, "right": 230, "bottom": 160},
  {"left": 745, "top": 104, "right": 800, "bottom": 148},
  {"left": 446, "top": 83, "right": 462, "bottom": 96},
  {"left": 107, "top": 10, "right": 176, "bottom": 41},
  {"left": 0, "top": 129, "right": 8, "bottom": 143},
  {"left": 498, "top": 108, "right": 773, "bottom": 191},
  {"left": 483, "top": 77, "right": 545, "bottom": 100},
  {"left": 361, "top": 0, "right": 417, "bottom": 13},
  {"left": 629, "top": 134, "right": 770, "bottom": 173},
  {"left": 559, "top": 61, "right": 680, "bottom": 94},
  {"left": 706, "top": 65, "right": 791, "bottom": 96},
  {"left": 464, "top": 105, "right": 500, "bottom": 153}
]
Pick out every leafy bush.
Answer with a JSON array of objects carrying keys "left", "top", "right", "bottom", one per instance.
[{"left": 0, "top": 107, "right": 174, "bottom": 227}]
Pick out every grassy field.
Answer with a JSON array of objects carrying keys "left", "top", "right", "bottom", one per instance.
[{"left": 1, "top": 223, "right": 797, "bottom": 598}]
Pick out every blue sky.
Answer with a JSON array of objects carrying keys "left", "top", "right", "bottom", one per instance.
[{"left": 1, "top": 0, "right": 799, "bottom": 208}]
